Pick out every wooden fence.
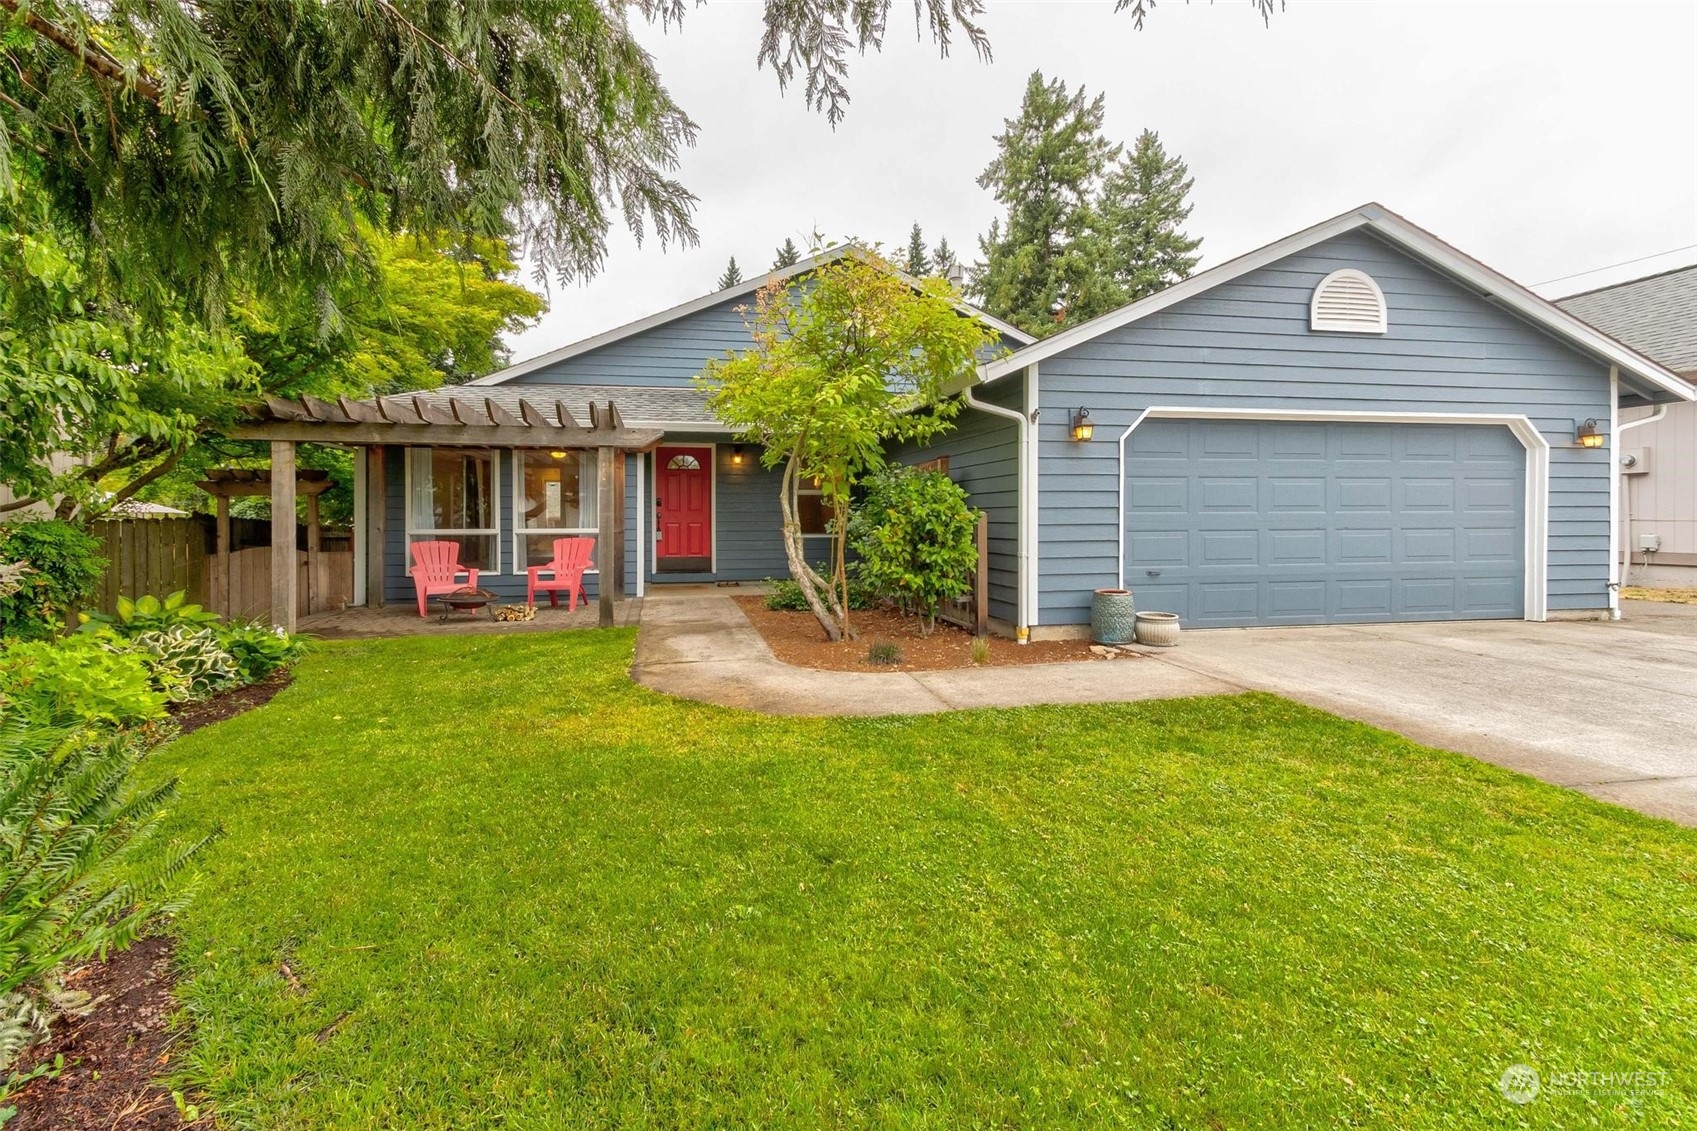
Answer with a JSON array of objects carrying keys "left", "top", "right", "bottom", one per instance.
[
  {"left": 937, "top": 512, "right": 990, "bottom": 637},
  {"left": 88, "top": 516, "right": 352, "bottom": 619}
]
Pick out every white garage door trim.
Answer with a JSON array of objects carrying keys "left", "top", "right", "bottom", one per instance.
[{"left": 1115, "top": 407, "right": 1550, "bottom": 622}]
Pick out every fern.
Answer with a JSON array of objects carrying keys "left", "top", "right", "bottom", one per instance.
[{"left": 0, "top": 716, "right": 220, "bottom": 1071}]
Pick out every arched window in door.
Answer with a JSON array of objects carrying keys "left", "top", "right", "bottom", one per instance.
[{"left": 665, "top": 453, "right": 702, "bottom": 471}]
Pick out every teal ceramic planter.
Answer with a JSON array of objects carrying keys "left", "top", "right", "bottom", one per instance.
[{"left": 1090, "top": 588, "right": 1137, "bottom": 645}]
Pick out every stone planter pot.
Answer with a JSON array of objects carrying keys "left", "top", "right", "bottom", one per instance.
[
  {"left": 1090, "top": 588, "right": 1137, "bottom": 645},
  {"left": 1134, "top": 610, "right": 1181, "bottom": 648}
]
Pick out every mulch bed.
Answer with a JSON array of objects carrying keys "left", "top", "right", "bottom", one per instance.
[
  {"left": 7, "top": 672, "right": 292, "bottom": 1128},
  {"left": 169, "top": 668, "right": 292, "bottom": 735},
  {"left": 735, "top": 596, "right": 1139, "bottom": 672},
  {"left": 8, "top": 937, "right": 201, "bottom": 1130}
]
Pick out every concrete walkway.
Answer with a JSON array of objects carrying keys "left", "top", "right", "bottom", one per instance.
[
  {"left": 631, "top": 592, "right": 1697, "bottom": 825},
  {"left": 630, "top": 592, "right": 1233, "bottom": 715}
]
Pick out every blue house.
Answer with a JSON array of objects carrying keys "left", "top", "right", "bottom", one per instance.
[{"left": 242, "top": 205, "right": 1694, "bottom": 636}]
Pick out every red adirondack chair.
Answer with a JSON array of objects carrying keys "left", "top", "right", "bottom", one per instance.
[
  {"left": 526, "top": 536, "right": 596, "bottom": 611},
  {"left": 408, "top": 540, "right": 480, "bottom": 618}
]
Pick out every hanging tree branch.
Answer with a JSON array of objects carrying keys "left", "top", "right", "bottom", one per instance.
[{"left": 0, "top": 0, "right": 164, "bottom": 104}]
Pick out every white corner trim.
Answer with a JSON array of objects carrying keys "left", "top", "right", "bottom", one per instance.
[
  {"left": 974, "top": 204, "right": 1696, "bottom": 403},
  {"left": 1026, "top": 363, "right": 1041, "bottom": 629},
  {"left": 1115, "top": 407, "right": 1551, "bottom": 623},
  {"left": 963, "top": 370, "right": 1038, "bottom": 635},
  {"left": 1607, "top": 367, "right": 1620, "bottom": 620},
  {"left": 634, "top": 451, "right": 646, "bottom": 599}
]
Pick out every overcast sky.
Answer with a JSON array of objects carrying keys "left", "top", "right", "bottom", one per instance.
[{"left": 504, "top": 0, "right": 1697, "bottom": 361}]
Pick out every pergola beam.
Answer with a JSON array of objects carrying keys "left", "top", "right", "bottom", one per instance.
[{"left": 227, "top": 422, "right": 664, "bottom": 449}]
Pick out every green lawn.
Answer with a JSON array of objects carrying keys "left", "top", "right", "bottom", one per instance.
[{"left": 147, "top": 630, "right": 1697, "bottom": 1128}]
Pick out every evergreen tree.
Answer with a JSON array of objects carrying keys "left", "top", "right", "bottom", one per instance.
[
  {"left": 931, "top": 236, "right": 956, "bottom": 279},
  {"left": 717, "top": 257, "right": 745, "bottom": 290},
  {"left": 1096, "top": 130, "right": 1203, "bottom": 302},
  {"left": 772, "top": 238, "right": 802, "bottom": 270},
  {"left": 903, "top": 224, "right": 929, "bottom": 276},
  {"left": 970, "top": 71, "right": 1120, "bottom": 337}
]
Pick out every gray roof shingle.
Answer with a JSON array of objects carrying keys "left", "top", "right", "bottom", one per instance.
[
  {"left": 1556, "top": 264, "right": 1697, "bottom": 373},
  {"left": 427, "top": 383, "right": 717, "bottom": 426}
]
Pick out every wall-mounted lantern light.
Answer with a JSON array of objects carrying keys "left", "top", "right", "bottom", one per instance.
[
  {"left": 731, "top": 445, "right": 745, "bottom": 466},
  {"left": 1071, "top": 407, "right": 1094, "bottom": 442},
  {"left": 1574, "top": 419, "right": 1605, "bottom": 449}
]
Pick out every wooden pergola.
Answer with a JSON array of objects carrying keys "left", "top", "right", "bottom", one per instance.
[
  {"left": 229, "top": 393, "right": 664, "bottom": 631},
  {"left": 196, "top": 468, "right": 337, "bottom": 618}
]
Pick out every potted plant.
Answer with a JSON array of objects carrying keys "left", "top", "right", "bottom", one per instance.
[
  {"left": 1090, "top": 588, "right": 1137, "bottom": 645},
  {"left": 1134, "top": 610, "right": 1180, "bottom": 647}
]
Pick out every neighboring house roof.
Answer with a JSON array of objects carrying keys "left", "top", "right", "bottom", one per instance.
[
  {"left": 974, "top": 203, "right": 1697, "bottom": 404},
  {"left": 411, "top": 382, "right": 718, "bottom": 428},
  {"left": 106, "top": 499, "right": 188, "bottom": 518},
  {"left": 470, "top": 246, "right": 1033, "bottom": 387},
  {"left": 1555, "top": 263, "right": 1697, "bottom": 375}
]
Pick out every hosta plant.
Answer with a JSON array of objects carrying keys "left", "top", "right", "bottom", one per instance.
[
  {"left": 129, "top": 628, "right": 241, "bottom": 703},
  {"left": 81, "top": 591, "right": 221, "bottom": 637}
]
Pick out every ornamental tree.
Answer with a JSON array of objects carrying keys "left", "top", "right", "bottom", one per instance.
[{"left": 701, "top": 248, "right": 999, "bottom": 641}]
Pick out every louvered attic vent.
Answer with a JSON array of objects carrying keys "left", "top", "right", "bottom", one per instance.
[{"left": 1310, "top": 269, "right": 1388, "bottom": 333}]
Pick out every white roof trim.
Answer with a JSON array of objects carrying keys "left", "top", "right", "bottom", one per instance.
[
  {"left": 973, "top": 203, "right": 1696, "bottom": 403},
  {"left": 473, "top": 247, "right": 1031, "bottom": 387}
]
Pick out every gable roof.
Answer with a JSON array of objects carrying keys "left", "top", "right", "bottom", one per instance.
[
  {"left": 974, "top": 203, "right": 1696, "bottom": 404},
  {"left": 1555, "top": 263, "right": 1697, "bottom": 374},
  {"left": 472, "top": 246, "right": 1033, "bottom": 387}
]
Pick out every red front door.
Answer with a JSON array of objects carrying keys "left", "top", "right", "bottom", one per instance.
[{"left": 655, "top": 446, "right": 712, "bottom": 571}]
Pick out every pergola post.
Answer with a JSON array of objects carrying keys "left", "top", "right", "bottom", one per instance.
[
  {"left": 306, "top": 493, "right": 323, "bottom": 614},
  {"left": 269, "top": 440, "right": 298, "bottom": 632},
  {"left": 597, "top": 445, "right": 618, "bottom": 628},
  {"left": 366, "top": 447, "right": 386, "bottom": 608},
  {"left": 214, "top": 495, "right": 231, "bottom": 616}
]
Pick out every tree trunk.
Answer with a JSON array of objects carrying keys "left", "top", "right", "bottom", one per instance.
[{"left": 778, "top": 454, "right": 842, "bottom": 641}]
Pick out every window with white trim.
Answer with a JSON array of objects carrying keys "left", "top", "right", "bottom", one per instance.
[
  {"left": 795, "top": 477, "right": 832, "bottom": 543},
  {"left": 1310, "top": 269, "right": 1388, "bottom": 333},
  {"left": 514, "top": 451, "right": 598, "bottom": 569},
  {"left": 406, "top": 448, "right": 499, "bottom": 573}
]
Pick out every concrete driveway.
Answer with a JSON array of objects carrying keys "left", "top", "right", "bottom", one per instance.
[{"left": 1158, "top": 602, "right": 1697, "bottom": 825}]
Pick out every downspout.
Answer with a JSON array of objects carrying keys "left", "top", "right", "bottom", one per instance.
[
  {"left": 1613, "top": 380, "right": 1669, "bottom": 619},
  {"left": 964, "top": 377, "right": 1033, "bottom": 642}
]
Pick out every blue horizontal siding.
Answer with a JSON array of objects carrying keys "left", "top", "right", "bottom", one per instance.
[
  {"left": 1027, "top": 229, "right": 1613, "bottom": 625},
  {"left": 519, "top": 299, "right": 752, "bottom": 387}
]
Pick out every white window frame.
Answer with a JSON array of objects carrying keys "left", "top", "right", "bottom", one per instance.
[
  {"left": 512, "top": 450, "right": 600, "bottom": 574},
  {"left": 794, "top": 476, "right": 833, "bottom": 547},
  {"left": 403, "top": 446, "right": 502, "bottom": 575}
]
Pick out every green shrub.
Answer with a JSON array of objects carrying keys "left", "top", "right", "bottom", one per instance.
[
  {"left": 0, "top": 717, "right": 220, "bottom": 1071},
  {"left": 215, "top": 621, "right": 309, "bottom": 684},
  {"left": 848, "top": 468, "right": 979, "bottom": 635},
  {"left": 0, "top": 636, "right": 166, "bottom": 727},
  {"left": 764, "top": 571, "right": 878, "bottom": 613},
  {"left": 0, "top": 521, "right": 107, "bottom": 640},
  {"left": 129, "top": 627, "right": 241, "bottom": 703},
  {"left": 867, "top": 641, "right": 903, "bottom": 666}
]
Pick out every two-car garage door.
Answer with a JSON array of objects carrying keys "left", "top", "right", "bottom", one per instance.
[{"left": 1122, "top": 419, "right": 1525, "bottom": 627}]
